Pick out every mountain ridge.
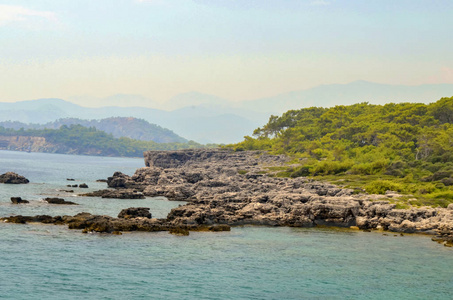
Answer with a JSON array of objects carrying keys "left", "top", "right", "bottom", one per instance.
[
  {"left": 0, "top": 117, "right": 187, "bottom": 144},
  {"left": 1, "top": 81, "right": 453, "bottom": 143}
]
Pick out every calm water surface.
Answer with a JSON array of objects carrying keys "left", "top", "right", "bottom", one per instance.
[{"left": 0, "top": 151, "right": 452, "bottom": 299}]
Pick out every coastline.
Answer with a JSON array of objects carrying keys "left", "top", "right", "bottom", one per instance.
[{"left": 3, "top": 149, "right": 453, "bottom": 246}]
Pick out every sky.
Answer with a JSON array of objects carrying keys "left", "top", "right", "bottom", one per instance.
[{"left": 0, "top": 0, "right": 452, "bottom": 105}]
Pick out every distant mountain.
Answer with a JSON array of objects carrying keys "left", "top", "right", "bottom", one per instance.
[
  {"left": 0, "top": 117, "right": 187, "bottom": 144},
  {"left": 0, "top": 98, "right": 255, "bottom": 143},
  {"left": 1, "top": 81, "right": 453, "bottom": 144},
  {"left": 164, "top": 92, "right": 233, "bottom": 110},
  {"left": 240, "top": 81, "right": 453, "bottom": 114},
  {"left": 68, "top": 94, "right": 159, "bottom": 108}
]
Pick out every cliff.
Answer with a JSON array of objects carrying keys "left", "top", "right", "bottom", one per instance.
[
  {"left": 0, "top": 136, "right": 59, "bottom": 152},
  {"left": 0, "top": 135, "right": 103, "bottom": 156},
  {"left": 144, "top": 149, "right": 288, "bottom": 168}
]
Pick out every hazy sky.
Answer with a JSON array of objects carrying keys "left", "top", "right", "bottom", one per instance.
[{"left": 0, "top": 0, "right": 452, "bottom": 104}]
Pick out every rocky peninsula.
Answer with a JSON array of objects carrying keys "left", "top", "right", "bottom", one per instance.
[{"left": 3, "top": 149, "right": 453, "bottom": 245}]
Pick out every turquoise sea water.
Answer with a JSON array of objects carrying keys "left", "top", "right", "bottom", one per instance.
[{"left": 1, "top": 151, "right": 452, "bottom": 299}]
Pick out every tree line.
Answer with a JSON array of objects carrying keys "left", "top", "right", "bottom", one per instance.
[{"left": 229, "top": 96, "right": 453, "bottom": 207}]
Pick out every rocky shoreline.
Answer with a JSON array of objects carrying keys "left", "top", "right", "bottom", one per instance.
[{"left": 2, "top": 149, "right": 453, "bottom": 245}]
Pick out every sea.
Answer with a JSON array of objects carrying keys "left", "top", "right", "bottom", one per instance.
[{"left": 0, "top": 150, "right": 452, "bottom": 299}]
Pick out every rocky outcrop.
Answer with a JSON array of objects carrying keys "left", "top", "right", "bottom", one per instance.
[
  {"left": 3, "top": 148, "right": 453, "bottom": 243},
  {"left": 100, "top": 149, "right": 453, "bottom": 242},
  {"left": 0, "top": 172, "right": 29, "bottom": 184}
]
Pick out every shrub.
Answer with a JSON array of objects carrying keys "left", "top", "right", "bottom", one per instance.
[
  {"left": 290, "top": 165, "right": 311, "bottom": 177},
  {"left": 349, "top": 159, "right": 389, "bottom": 175},
  {"left": 384, "top": 160, "right": 407, "bottom": 177},
  {"left": 311, "top": 160, "right": 353, "bottom": 175},
  {"left": 364, "top": 180, "right": 403, "bottom": 194}
]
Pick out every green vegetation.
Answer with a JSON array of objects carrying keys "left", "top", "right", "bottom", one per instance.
[
  {"left": 229, "top": 97, "right": 453, "bottom": 207},
  {"left": 0, "top": 124, "right": 207, "bottom": 157}
]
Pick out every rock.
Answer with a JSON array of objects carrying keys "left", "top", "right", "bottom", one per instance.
[
  {"left": 10, "top": 197, "right": 29, "bottom": 204},
  {"left": 1, "top": 215, "right": 60, "bottom": 224},
  {"left": 0, "top": 172, "right": 29, "bottom": 184},
  {"left": 44, "top": 197, "right": 78, "bottom": 205},
  {"left": 67, "top": 178, "right": 75, "bottom": 181},
  {"left": 79, "top": 183, "right": 89, "bottom": 188},
  {"left": 96, "top": 179, "right": 108, "bottom": 182},
  {"left": 107, "top": 172, "right": 131, "bottom": 188},
  {"left": 118, "top": 207, "right": 152, "bottom": 219},
  {"left": 80, "top": 189, "right": 146, "bottom": 199}
]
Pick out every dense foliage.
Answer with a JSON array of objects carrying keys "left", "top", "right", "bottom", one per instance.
[
  {"left": 230, "top": 97, "right": 453, "bottom": 207},
  {"left": 0, "top": 124, "right": 205, "bottom": 157}
]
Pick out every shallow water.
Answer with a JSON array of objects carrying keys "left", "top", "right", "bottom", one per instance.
[
  {"left": 0, "top": 151, "right": 185, "bottom": 219},
  {"left": 1, "top": 151, "right": 452, "bottom": 299}
]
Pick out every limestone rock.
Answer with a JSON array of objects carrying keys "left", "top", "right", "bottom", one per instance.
[
  {"left": 118, "top": 207, "right": 152, "bottom": 219},
  {"left": 0, "top": 172, "right": 29, "bottom": 184}
]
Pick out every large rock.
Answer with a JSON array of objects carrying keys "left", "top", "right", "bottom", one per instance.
[
  {"left": 118, "top": 207, "right": 152, "bottom": 219},
  {"left": 0, "top": 172, "right": 29, "bottom": 184}
]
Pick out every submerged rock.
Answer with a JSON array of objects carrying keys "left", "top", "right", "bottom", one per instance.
[
  {"left": 44, "top": 197, "right": 78, "bottom": 205},
  {"left": 80, "top": 189, "right": 145, "bottom": 199},
  {"left": 0, "top": 172, "right": 29, "bottom": 184},
  {"left": 1, "top": 211, "right": 231, "bottom": 235},
  {"left": 11, "top": 197, "right": 29, "bottom": 204}
]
